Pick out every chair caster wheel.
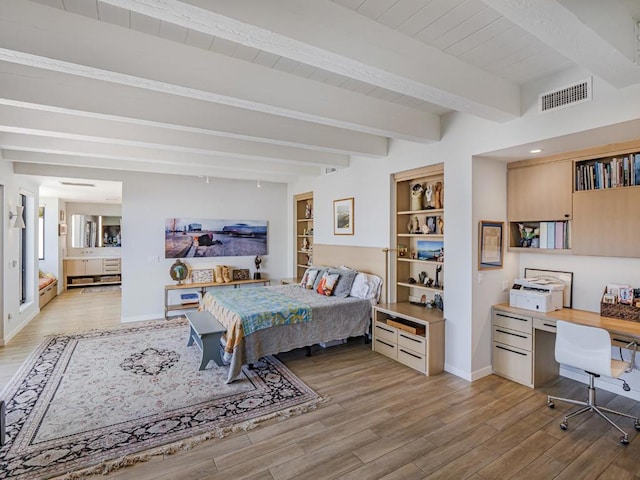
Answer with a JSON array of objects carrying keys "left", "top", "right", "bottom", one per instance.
[
  {"left": 635, "top": 421, "right": 640, "bottom": 432},
  {"left": 620, "top": 436, "right": 629, "bottom": 445},
  {"left": 560, "top": 422, "right": 568, "bottom": 430},
  {"left": 548, "top": 401, "right": 555, "bottom": 409}
]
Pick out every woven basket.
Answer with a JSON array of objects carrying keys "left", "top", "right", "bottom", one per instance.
[{"left": 600, "top": 288, "right": 640, "bottom": 321}]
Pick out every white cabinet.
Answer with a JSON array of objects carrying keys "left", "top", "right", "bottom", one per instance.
[
  {"left": 373, "top": 303, "right": 444, "bottom": 376},
  {"left": 65, "top": 258, "right": 121, "bottom": 288},
  {"left": 492, "top": 309, "right": 533, "bottom": 387},
  {"left": 66, "top": 259, "right": 103, "bottom": 277}
]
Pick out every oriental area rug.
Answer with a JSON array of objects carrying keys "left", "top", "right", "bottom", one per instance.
[{"left": 0, "top": 319, "right": 323, "bottom": 480}]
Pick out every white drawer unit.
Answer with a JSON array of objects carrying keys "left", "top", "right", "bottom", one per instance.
[
  {"left": 65, "top": 257, "right": 122, "bottom": 288},
  {"left": 103, "top": 258, "right": 121, "bottom": 273},
  {"left": 372, "top": 304, "right": 444, "bottom": 376},
  {"left": 492, "top": 307, "right": 534, "bottom": 387}
]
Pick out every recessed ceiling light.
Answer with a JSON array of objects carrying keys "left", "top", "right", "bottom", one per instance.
[{"left": 529, "top": 149, "right": 543, "bottom": 154}]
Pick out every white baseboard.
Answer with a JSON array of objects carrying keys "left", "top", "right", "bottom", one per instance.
[
  {"left": 121, "top": 313, "right": 165, "bottom": 323},
  {"left": 445, "top": 363, "right": 472, "bottom": 382}
]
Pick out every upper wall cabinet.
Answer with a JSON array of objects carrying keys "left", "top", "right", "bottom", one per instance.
[
  {"left": 507, "top": 160, "right": 572, "bottom": 222},
  {"left": 507, "top": 139, "right": 640, "bottom": 257}
]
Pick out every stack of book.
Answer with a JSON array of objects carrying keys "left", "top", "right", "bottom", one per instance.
[
  {"left": 538, "top": 221, "right": 569, "bottom": 249},
  {"left": 575, "top": 153, "right": 640, "bottom": 191}
]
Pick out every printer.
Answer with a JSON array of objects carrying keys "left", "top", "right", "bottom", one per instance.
[{"left": 509, "top": 277, "right": 564, "bottom": 312}]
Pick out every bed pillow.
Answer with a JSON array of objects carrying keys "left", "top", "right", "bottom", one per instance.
[
  {"left": 329, "top": 267, "right": 358, "bottom": 298},
  {"left": 300, "top": 267, "right": 321, "bottom": 289},
  {"left": 316, "top": 271, "right": 340, "bottom": 296},
  {"left": 312, "top": 267, "right": 328, "bottom": 290},
  {"left": 350, "top": 272, "right": 383, "bottom": 303}
]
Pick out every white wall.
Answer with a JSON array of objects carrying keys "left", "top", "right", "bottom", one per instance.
[
  {"left": 0, "top": 156, "right": 40, "bottom": 344},
  {"left": 39, "top": 197, "right": 61, "bottom": 287},
  {"left": 121, "top": 172, "right": 287, "bottom": 322}
]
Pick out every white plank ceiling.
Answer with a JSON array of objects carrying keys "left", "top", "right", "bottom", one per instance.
[{"left": 2, "top": 0, "right": 640, "bottom": 194}]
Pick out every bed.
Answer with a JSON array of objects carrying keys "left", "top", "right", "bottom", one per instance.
[
  {"left": 200, "top": 244, "right": 386, "bottom": 382},
  {"left": 38, "top": 273, "right": 58, "bottom": 309}
]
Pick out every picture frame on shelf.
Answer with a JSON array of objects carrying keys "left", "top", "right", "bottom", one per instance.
[
  {"left": 333, "top": 197, "right": 354, "bottom": 235},
  {"left": 479, "top": 220, "right": 503, "bottom": 270},
  {"left": 232, "top": 269, "right": 250, "bottom": 281},
  {"left": 190, "top": 268, "right": 214, "bottom": 284}
]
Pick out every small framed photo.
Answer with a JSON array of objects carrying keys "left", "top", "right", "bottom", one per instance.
[
  {"left": 58, "top": 223, "right": 67, "bottom": 236},
  {"left": 333, "top": 197, "right": 354, "bottom": 235},
  {"left": 602, "top": 293, "right": 617, "bottom": 304},
  {"left": 479, "top": 220, "right": 504, "bottom": 270},
  {"left": 232, "top": 269, "right": 250, "bottom": 281},
  {"left": 619, "top": 287, "right": 634, "bottom": 305},
  {"left": 190, "top": 269, "right": 213, "bottom": 284}
]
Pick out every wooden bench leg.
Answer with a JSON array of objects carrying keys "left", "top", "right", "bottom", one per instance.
[{"left": 200, "top": 332, "right": 224, "bottom": 369}]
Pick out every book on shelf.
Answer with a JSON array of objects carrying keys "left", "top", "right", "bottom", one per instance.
[
  {"left": 539, "top": 222, "right": 548, "bottom": 249},
  {"left": 180, "top": 292, "right": 200, "bottom": 305},
  {"left": 554, "top": 221, "right": 564, "bottom": 249},
  {"left": 576, "top": 153, "right": 640, "bottom": 191},
  {"left": 546, "top": 222, "right": 555, "bottom": 249}
]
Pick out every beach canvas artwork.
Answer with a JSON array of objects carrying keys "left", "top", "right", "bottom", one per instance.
[
  {"left": 416, "top": 240, "right": 444, "bottom": 261},
  {"left": 165, "top": 218, "right": 268, "bottom": 258}
]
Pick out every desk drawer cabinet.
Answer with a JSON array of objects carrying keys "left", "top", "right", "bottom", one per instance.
[
  {"left": 492, "top": 308, "right": 534, "bottom": 387},
  {"left": 372, "top": 304, "right": 444, "bottom": 376}
]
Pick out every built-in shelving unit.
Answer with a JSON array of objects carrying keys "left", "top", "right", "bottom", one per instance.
[
  {"left": 294, "top": 192, "right": 313, "bottom": 281},
  {"left": 371, "top": 164, "right": 445, "bottom": 376}
]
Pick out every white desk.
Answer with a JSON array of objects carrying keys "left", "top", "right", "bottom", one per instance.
[{"left": 492, "top": 304, "right": 640, "bottom": 388}]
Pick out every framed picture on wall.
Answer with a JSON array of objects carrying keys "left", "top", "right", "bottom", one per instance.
[
  {"left": 333, "top": 197, "right": 354, "bottom": 235},
  {"left": 478, "top": 220, "right": 503, "bottom": 270}
]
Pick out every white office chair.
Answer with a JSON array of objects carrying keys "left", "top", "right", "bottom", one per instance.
[{"left": 547, "top": 320, "right": 640, "bottom": 445}]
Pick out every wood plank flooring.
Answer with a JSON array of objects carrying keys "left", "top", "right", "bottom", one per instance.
[{"left": 1, "top": 289, "right": 640, "bottom": 479}]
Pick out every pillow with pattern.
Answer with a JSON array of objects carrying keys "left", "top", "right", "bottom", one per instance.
[
  {"left": 316, "top": 272, "right": 340, "bottom": 296},
  {"left": 301, "top": 268, "right": 320, "bottom": 289}
]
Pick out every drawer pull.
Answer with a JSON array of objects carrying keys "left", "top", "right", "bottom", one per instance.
[
  {"left": 543, "top": 323, "right": 556, "bottom": 329},
  {"left": 375, "top": 339, "right": 394, "bottom": 348},
  {"left": 496, "top": 313, "right": 527, "bottom": 322},
  {"left": 399, "top": 349, "right": 421, "bottom": 359},
  {"left": 495, "top": 328, "right": 527, "bottom": 339},
  {"left": 399, "top": 333, "right": 422, "bottom": 343},
  {"left": 376, "top": 325, "right": 394, "bottom": 334},
  {"left": 495, "top": 344, "right": 527, "bottom": 356}
]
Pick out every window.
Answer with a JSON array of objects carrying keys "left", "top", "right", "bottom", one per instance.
[
  {"left": 20, "top": 194, "right": 27, "bottom": 305},
  {"left": 38, "top": 206, "right": 45, "bottom": 260}
]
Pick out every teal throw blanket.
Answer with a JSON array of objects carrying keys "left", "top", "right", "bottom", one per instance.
[{"left": 210, "top": 288, "right": 312, "bottom": 335}]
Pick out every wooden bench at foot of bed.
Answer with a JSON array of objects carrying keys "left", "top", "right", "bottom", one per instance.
[{"left": 185, "top": 310, "right": 226, "bottom": 370}]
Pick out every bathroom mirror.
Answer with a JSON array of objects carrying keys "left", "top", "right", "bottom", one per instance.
[{"left": 71, "top": 215, "right": 121, "bottom": 248}]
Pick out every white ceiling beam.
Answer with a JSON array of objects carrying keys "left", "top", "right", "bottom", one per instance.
[
  {"left": 8, "top": 151, "right": 302, "bottom": 183},
  {"left": 0, "top": 132, "right": 321, "bottom": 178},
  {"left": 0, "top": 0, "right": 438, "bottom": 142},
  {"left": 0, "top": 63, "right": 386, "bottom": 157},
  {"left": 101, "top": 0, "right": 521, "bottom": 121},
  {"left": 481, "top": 0, "right": 640, "bottom": 88},
  {"left": 0, "top": 104, "right": 349, "bottom": 168}
]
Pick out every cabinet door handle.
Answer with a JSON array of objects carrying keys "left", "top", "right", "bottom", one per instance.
[
  {"left": 543, "top": 323, "right": 556, "bottom": 329},
  {"left": 376, "top": 325, "right": 394, "bottom": 334},
  {"left": 496, "top": 313, "right": 527, "bottom": 322},
  {"left": 400, "top": 349, "right": 422, "bottom": 359},
  {"left": 399, "top": 333, "right": 422, "bottom": 343},
  {"left": 495, "top": 328, "right": 527, "bottom": 339},
  {"left": 375, "top": 339, "right": 394, "bottom": 348},
  {"left": 495, "top": 344, "right": 527, "bottom": 356}
]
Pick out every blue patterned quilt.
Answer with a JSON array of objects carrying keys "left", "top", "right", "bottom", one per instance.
[{"left": 209, "top": 288, "right": 312, "bottom": 336}]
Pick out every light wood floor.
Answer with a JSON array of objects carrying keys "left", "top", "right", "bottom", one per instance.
[{"left": 2, "top": 290, "right": 640, "bottom": 479}]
